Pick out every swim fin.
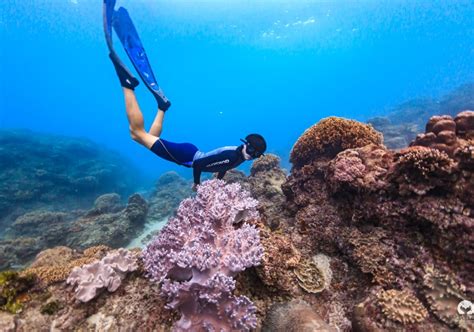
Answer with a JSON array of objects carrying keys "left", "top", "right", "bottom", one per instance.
[
  {"left": 113, "top": 7, "right": 171, "bottom": 111},
  {"left": 103, "top": 0, "right": 139, "bottom": 90}
]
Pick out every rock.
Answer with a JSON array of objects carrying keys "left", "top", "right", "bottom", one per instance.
[{"left": 262, "top": 300, "right": 337, "bottom": 332}]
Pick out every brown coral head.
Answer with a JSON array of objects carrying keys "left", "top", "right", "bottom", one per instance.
[
  {"left": 425, "top": 115, "right": 453, "bottom": 133},
  {"left": 430, "top": 117, "right": 456, "bottom": 135},
  {"left": 250, "top": 154, "right": 281, "bottom": 176},
  {"left": 454, "top": 110, "right": 474, "bottom": 139},
  {"left": 290, "top": 117, "right": 383, "bottom": 168}
]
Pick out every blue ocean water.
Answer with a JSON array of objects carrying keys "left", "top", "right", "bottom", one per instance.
[{"left": 1, "top": 0, "right": 473, "bottom": 179}]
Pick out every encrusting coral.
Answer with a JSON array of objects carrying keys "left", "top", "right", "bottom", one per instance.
[
  {"left": 290, "top": 116, "right": 383, "bottom": 168},
  {"left": 294, "top": 254, "right": 332, "bottom": 294},
  {"left": 22, "top": 245, "right": 111, "bottom": 285},
  {"left": 142, "top": 179, "right": 263, "bottom": 332},
  {"left": 390, "top": 146, "right": 454, "bottom": 195},
  {"left": 422, "top": 266, "right": 473, "bottom": 330},
  {"left": 67, "top": 248, "right": 138, "bottom": 302},
  {"left": 256, "top": 226, "right": 301, "bottom": 293},
  {"left": 376, "top": 289, "right": 428, "bottom": 324}
]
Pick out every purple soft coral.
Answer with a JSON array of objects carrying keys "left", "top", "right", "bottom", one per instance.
[{"left": 142, "top": 179, "right": 263, "bottom": 331}]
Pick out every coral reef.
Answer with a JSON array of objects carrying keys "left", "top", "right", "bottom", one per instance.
[
  {"left": 282, "top": 111, "right": 473, "bottom": 331},
  {"left": 1, "top": 88, "right": 473, "bottom": 331},
  {"left": 0, "top": 129, "right": 143, "bottom": 233},
  {"left": 67, "top": 249, "right": 138, "bottom": 302},
  {"left": 1, "top": 193, "right": 147, "bottom": 270},
  {"left": 290, "top": 116, "right": 383, "bottom": 168},
  {"left": 0, "top": 246, "right": 175, "bottom": 331},
  {"left": 142, "top": 179, "right": 263, "bottom": 331},
  {"left": 262, "top": 300, "right": 337, "bottom": 332}
]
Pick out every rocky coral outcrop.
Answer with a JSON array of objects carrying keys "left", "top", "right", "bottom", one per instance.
[
  {"left": 280, "top": 112, "right": 473, "bottom": 331},
  {"left": 410, "top": 110, "right": 474, "bottom": 157},
  {"left": 248, "top": 154, "right": 288, "bottom": 230}
]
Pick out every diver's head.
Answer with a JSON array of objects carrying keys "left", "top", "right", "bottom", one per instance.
[{"left": 241, "top": 134, "right": 267, "bottom": 160}]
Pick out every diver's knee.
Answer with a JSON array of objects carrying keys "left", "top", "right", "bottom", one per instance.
[{"left": 130, "top": 128, "right": 144, "bottom": 142}]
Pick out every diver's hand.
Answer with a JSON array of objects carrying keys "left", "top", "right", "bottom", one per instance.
[{"left": 192, "top": 184, "right": 198, "bottom": 192}]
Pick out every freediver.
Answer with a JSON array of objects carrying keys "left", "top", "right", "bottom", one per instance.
[{"left": 104, "top": 0, "right": 266, "bottom": 191}]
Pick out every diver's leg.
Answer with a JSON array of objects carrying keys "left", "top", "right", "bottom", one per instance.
[
  {"left": 123, "top": 88, "right": 158, "bottom": 149},
  {"left": 148, "top": 108, "right": 165, "bottom": 137}
]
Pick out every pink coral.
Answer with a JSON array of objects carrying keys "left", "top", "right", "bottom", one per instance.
[
  {"left": 142, "top": 179, "right": 263, "bottom": 331},
  {"left": 66, "top": 249, "right": 138, "bottom": 302}
]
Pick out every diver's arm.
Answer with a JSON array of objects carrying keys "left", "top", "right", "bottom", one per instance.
[
  {"left": 193, "top": 166, "right": 202, "bottom": 185},
  {"left": 217, "top": 171, "right": 227, "bottom": 180}
]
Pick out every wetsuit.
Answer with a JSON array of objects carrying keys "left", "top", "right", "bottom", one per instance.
[{"left": 150, "top": 138, "right": 245, "bottom": 184}]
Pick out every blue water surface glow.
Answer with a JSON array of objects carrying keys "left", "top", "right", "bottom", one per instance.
[{"left": 1, "top": 0, "right": 473, "bottom": 179}]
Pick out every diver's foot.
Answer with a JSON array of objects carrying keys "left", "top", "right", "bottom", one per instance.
[
  {"left": 152, "top": 90, "right": 171, "bottom": 112},
  {"left": 109, "top": 53, "right": 139, "bottom": 90}
]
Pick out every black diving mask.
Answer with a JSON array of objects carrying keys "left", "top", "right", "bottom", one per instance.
[{"left": 240, "top": 139, "right": 262, "bottom": 159}]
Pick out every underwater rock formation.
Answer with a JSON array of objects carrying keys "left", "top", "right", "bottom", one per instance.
[
  {"left": 0, "top": 129, "right": 143, "bottom": 233},
  {"left": 1, "top": 193, "right": 147, "bottom": 270},
  {"left": 368, "top": 83, "right": 474, "bottom": 149},
  {"left": 281, "top": 111, "right": 473, "bottom": 330},
  {"left": 67, "top": 249, "right": 138, "bottom": 302},
  {"left": 142, "top": 179, "right": 263, "bottom": 331},
  {"left": 262, "top": 299, "right": 337, "bottom": 332},
  {"left": 0, "top": 246, "right": 175, "bottom": 331},
  {"left": 66, "top": 193, "right": 148, "bottom": 249},
  {"left": 367, "top": 116, "right": 419, "bottom": 149},
  {"left": 146, "top": 171, "right": 193, "bottom": 223}
]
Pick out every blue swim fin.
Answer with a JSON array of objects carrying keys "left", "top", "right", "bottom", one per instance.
[
  {"left": 103, "top": 0, "right": 139, "bottom": 89},
  {"left": 113, "top": 7, "right": 171, "bottom": 111}
]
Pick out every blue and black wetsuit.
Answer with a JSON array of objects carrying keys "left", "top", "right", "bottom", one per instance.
[{"left": 150, "top": 138, "right": 245, "bottom": 184}]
